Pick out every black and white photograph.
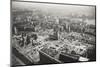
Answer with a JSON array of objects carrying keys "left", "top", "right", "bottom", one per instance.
[{"left": 11, "top": 0, "right": 96, "bottom": 67}]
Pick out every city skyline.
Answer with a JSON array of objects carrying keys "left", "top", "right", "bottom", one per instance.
[{"left": 12, "top": 1, "right": 95, "bottom": 18}]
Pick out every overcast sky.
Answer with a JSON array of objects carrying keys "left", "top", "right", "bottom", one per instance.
[{"left": 12, "top": 1, "right": 95, "bottom": 18}]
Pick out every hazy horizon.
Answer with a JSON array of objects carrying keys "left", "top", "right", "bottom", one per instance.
[{"left": 12, "top": 1, "right": 95, "bottom": 18}]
